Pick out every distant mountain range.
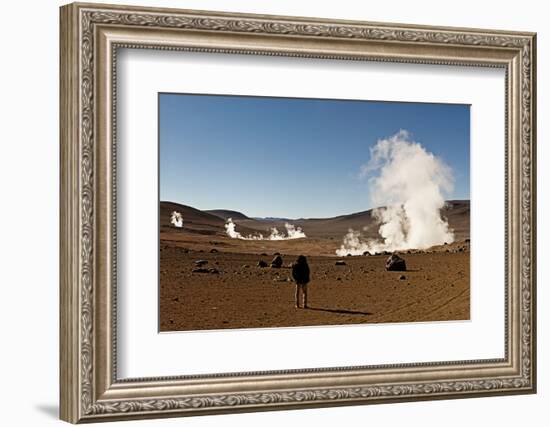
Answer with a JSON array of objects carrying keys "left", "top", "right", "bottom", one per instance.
[{"left": 160, "top": 200, "right": 470, "bottom": 241}]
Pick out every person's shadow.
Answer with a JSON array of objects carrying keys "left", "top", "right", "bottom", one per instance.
[{"left": 306, "top": 306, "right": 372, "bottom": 316}]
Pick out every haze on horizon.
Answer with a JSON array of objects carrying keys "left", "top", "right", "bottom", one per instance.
[{"left": 160, "top": 93, "right": 470, "bottom": 219}]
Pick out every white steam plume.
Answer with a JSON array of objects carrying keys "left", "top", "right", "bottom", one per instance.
[
  {"left": 170, "top": 211, "right": 183, "bottom": 228},
  {"left": 268, "top": 223, "right": 307, "bottom": 240},
  {"left": 336, "top": 130, "right": 454, "bottom": 256},
  {"left": 224, "top": 217, "right": 244, "bottom": 239},
  {"left": 225, "top": 218, "right": 306, "bottom": 240}
]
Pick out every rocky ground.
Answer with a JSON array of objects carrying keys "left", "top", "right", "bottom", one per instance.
[{"left": 159, "top": 240, "right": 470, "bottom": 332}]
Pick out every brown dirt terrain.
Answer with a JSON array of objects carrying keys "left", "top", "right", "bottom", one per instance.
[{"left": 159, "top": 233, "right": 470, "bottom": 332}]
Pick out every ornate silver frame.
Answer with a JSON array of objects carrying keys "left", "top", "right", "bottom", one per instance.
[{"left": 60, "top": 2, "right": 537, "bottom": 423}]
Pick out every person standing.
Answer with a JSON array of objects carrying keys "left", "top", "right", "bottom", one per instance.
[{"left": 291, "top": 255, "right": 310, "bottom": 309}]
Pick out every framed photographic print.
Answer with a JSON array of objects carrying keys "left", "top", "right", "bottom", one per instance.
[{"left": 60, "top": 2, "right": 537, "bottom": 423}]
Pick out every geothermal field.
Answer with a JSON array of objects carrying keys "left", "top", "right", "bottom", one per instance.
[{"left": 159, "top": 200, "right": 470, "bottom": 332}]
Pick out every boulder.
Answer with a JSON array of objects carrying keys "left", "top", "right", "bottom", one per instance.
[
  {"left": 385, "top": 254, "right": 406, "bottom": 272},
  {"left": 271, "top": 255, "right": 283, "bottom": 268},
  {"left": 257, "top": 260, "right": 268, "bottom": 268}
]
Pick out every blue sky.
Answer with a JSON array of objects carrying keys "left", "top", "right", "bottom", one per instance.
[{"left": 159, "top": 93, "right": 470, "bottom": 219}]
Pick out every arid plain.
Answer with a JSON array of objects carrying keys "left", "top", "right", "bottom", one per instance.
[{"left": 159, "top": 201, "right": 470, "bottom": 332}]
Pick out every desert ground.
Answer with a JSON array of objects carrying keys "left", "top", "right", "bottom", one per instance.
[{"left": 159, "top": 201, "right": 470, "bottom": 332}]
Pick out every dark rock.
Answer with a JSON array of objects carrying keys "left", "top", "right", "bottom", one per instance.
[
  {"left": 399, "top": 275, "right": 406, "bottom": 280},
  {"left": 260, "top": 253, "right": 268, "bottom": 256},
  {"left": 273, "top": 252, "right": 281, "bottom": 256},
  {"left": 210, "top": 248, "right": 218, "bottom": 253},
  {"left": 195, "top": 259, "right": 208, "bottom": 266},
  {"left": 192, "top": 268, "right": 209, "bottom": 273},
  {"left": 363, "top": 251, "right": 371, "bottom": 256},
  {"left": 335, "top": 260, "right": 346, "bottom": 266},
  {"left": 271, "top": 255, "right": 283, "bottom": 268},
  {"left": 208, "top": 268, "right": 220, "bottom": 274},
  {"left": 172, "top": 297, "right": 180, "bottom": 302},
  {"left": 385, "top": 254, "right": 406, "bottom": 272},
  {"left": 257, "top": 260, "right": 268, "bottom": 268},
  {"left": 346, "top": 253, "right": 353, "bottom": 257}
]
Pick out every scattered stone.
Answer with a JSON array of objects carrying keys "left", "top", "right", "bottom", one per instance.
[
  {"left": 257, "top": 260, "right": 268, "bottom": 268},
  {"left": 172, "top": 297, "right": 180, "bottom": 302},
  {"left": 399, "top": 275, "right": 406, "bottom": 280},
  {"left": 271, "top": 255, "right": 283, "bottom": 268},
  {"left": 195, "top": 260, "right": 208, "bottom": 266},
  {"left": 242, "top": 264, "right": 250, "bottom": 268},
  {"left": 335, "top": 260, "right": 346, "bottom": 266},
  {"left": 336, "top": 277, "right": 342, "bottom": 281},
  {"left": 192, "top": 268, "right": 209, "bottom": 273},
  {"left": 208, "top": 268, "right": 220, "bottom": 274},
  {"left": 385, "top": 254, "right": 407, "bottom": 272},
  {"left": 210, "top": 248, "right": 218, "bottom": 253}
]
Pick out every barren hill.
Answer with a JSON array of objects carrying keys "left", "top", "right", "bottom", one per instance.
[
  {"left": 160, "top": 201, "right": 260, "bottom": 236},
  {"left": 161, "top": 200, "right": 470, "bottom": 241},
  {"left": 205, "top": 209, "right": 250, "bottom": 221}
]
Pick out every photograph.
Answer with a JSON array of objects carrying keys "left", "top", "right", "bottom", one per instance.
[
  {"left": 158, "top": 93, "right": 471, "bottom": 332},
  {"left": 57, "top": 3, "right": 536, "bottom": 422}
]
